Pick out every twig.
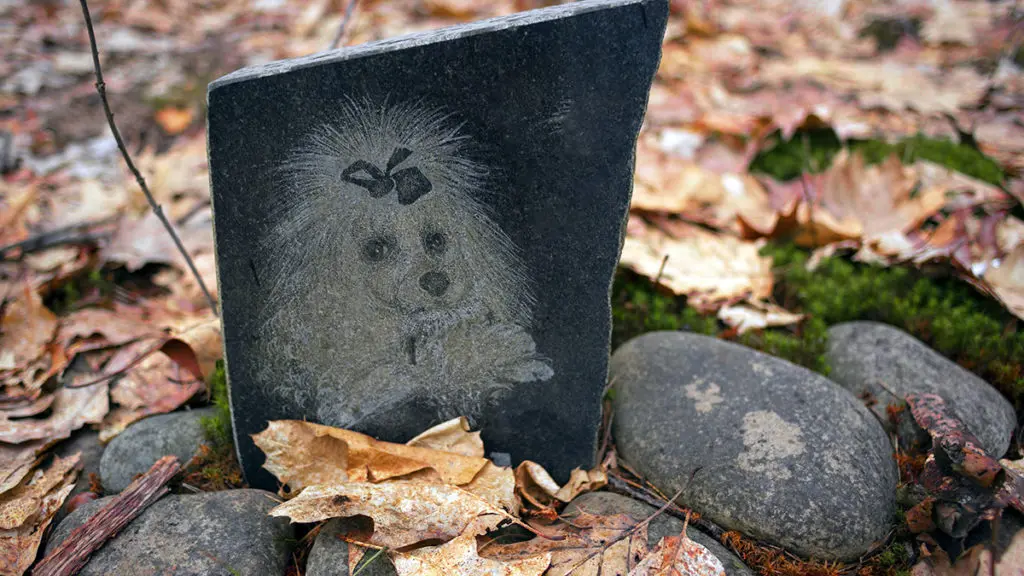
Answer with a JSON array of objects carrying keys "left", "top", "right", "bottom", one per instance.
[
  {"left": 606, "top": 473, "right": 726, "bottom": 541},
  {"left": 329, "top": 0, "right": 359, "bottom": 50},
  {"left": 0, "top": 216, "right": 119, "bottom": 260},
  {"left": 65, "top": 337, "right": 169, "bottom": 389},
  {"left": 32, "top": 456, "right": 181, "bottom": 576},
  {"left": 77, "top": 0, "right": 217, "bottom": 315}
]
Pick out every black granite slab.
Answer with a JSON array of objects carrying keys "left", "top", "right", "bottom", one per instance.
[{"left": 207, "top": 0, "right": 668, "bottom": 489}]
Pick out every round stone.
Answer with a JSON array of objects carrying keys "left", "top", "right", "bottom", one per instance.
[
  {"left": 825, "top": 321, "right": 1016, "bottom": 457},
  {"left": 610, "top": 331, "right": 897, "bottom": 561},
  {"left": 307, "top": 518, "right": 398, "bottom": 576},
  {"left": 100, "top": 407, "right": 215, "bottom": 493},
  {"left": 44, "top": 490, "right": 294, "bottom": 575}
]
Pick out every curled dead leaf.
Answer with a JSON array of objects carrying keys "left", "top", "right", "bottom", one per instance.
[
  {"left": 515, "top": 461, "right": 607, "bottom": 510},
  {"left": 0, "top": 285, "right": 57, "bottom": 373},
  {"left": 391, "top": 517, "right": 551, "bottom": 576},
  {"left": 253, "top": 419, "right": 490, "bottom": 493}
]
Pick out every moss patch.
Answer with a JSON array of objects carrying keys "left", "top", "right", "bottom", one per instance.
[
  {"left": 187, "top": 360, "right": 244, "bottom": 491},
  {"left": 611, "top": 243, "right": 1024, "bottom": 410},
  {"left": 749, "top": 129, "right": 1005, "bottom": 186}
]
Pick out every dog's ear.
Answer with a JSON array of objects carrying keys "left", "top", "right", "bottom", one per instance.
[{"left": 394, "top": 167, "right": 432, "bottom": 205}]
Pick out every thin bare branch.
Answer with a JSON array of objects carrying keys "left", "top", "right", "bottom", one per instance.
[
  {"left": 77, "top": 0, "right": 218, "bottom": 315},
  {"left": 329, "top": 0, "right": 359, "bottom": 50}
]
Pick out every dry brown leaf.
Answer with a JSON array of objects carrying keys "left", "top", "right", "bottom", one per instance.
[
  {"left": 0, "top": 285, "right": 57, "bottom": 372},
  {"left": 620, "top": 216, "right": 773, "bottom": 310},
  {"left": 0, "top": 384, "right": 108, "bottom": 445},
  {"left": 99, "top": 340, "right": 203, "bottom": 441},
  {"left": 717, "top": 301, "right": 804, "bottom": 334},
  {"left": 515, "top": 461, "right": 606, "bottom": 510},
  {"left": 406, "top": 416, "right": 484, "bottom": 458},
  {"left": 269, "top": 482, "right": 513, "bottom": 549},
  {"left": 154, "top": 107, "right": 193, "bottom": 135},
  {"left": 483, "top": 511, "right": 650, "bottom": 576},
  {"left": 628, "top": 531, "right": 726, "bottom": 576},
  {"left": 253, "top": 420, "right": 489, "bottom": 492},
  {"left": 0, "top": 440, "right": 48, "bottom": 495},
  {"left": 632, "top": 136, "right": 772, "bottom": 232},
  {"left": 0, "top": 453, "right": 78, "bottom": 530},
  {"left": 57, "top": 307, "right": 161, "bottom": 348},
  {"left": 0, "top": 454, "right": 78, "bottom": 576},
  {"left": 391, "top": 518, "right": 551, "bottom": 576}
]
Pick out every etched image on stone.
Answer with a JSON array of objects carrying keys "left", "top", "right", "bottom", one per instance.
[{"left": 255, "top": 98, "right": 555, "bottom": 427}]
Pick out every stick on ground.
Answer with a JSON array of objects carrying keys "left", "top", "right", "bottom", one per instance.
[
  {"left": 77, "top": 0, "right": 218, "bottom": 315},
  {"left": 32, "top": 456, "right": 181, "bottom": 576}
]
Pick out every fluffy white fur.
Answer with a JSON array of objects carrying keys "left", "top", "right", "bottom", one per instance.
[{"left": 254, "top": 98, "right": 553, "bottom": 427}]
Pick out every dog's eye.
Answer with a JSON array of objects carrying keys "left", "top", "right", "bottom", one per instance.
[
  {"left": 423, "top": 232, "right": 447, "bottom": 256},
  {"left": 361, "top": 236, "right": 396, "bottom": 262}
]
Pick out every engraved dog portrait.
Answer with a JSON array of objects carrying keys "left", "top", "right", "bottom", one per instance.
[{"left": 254, "top": 98, "right": 554, "bottom": 428}]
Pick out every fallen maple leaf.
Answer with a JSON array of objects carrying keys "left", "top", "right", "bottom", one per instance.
[
  {"left": 620, "top": 216, "right": 773, "bottom": 311},
  {"left": 270, "top": 481, "right": 514, "bottom": 549},
  {"left": 0, "top": 440, "right": 48, "bottom": 495},
  {"left": 253, "top": 419, "right": 490, "bottom": 493}
]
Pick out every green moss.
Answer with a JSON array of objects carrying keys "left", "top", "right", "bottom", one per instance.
[
  {"left": 610, "top": 244, "right": 1024, "bottom": 409},
  {"left": 749, "top": 129, "right": 1005, "bottom": 186},
  {"left": 874, "top": 540, "right": 910, "bottom": 568},
  {"left": 200, "top": 360, "right": 233, "bottom": 448},
  {"left": 45, "top": 267, "right": 116, "bottom": 314},
  {"left": 764, "top": 243, "right": 1024, "bottom": 406}
]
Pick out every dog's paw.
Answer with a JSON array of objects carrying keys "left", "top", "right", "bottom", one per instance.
[{"left": 437, "top": 321, "right": 554, "bottom": 385}]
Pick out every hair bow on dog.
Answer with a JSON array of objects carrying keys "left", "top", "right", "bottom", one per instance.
[{"left": 341, "top": 147, "right": 432, "bottom": 205}]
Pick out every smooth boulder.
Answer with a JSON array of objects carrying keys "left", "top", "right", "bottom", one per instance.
[
  {"left": 100, "top": 407, "right": 214, "bottom": 493},
  {"left": 563, "top": 492, "right": 753, "bottom": 576},
  {"left": 45, "top": 489, "right": 294, "bottom": 575},
  {"left": 307, "top": 518, "right": 398, "bottom": 576},
  {"left": 610, "top": 331, "right": 897, "bottom": 560},
  {"left": 826, "top": 321, "right": 1015, "bottom": 457}
]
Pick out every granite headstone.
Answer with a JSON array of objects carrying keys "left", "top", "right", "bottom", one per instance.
[{"left": 207, "top": 0, "right": 668, "bottom": 489}]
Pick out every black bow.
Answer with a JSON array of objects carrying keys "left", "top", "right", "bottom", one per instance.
[{"left": 341, "top": 147, "right": 432, "bottom": 205}]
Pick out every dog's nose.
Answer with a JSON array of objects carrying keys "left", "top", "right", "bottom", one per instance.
[{"left": 419, "top": 271, "right": 450, "bottom": 297}]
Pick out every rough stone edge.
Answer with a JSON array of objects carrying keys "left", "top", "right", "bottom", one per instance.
[{"left": 208, "top": 0, "right": 653, "bottom": 89}]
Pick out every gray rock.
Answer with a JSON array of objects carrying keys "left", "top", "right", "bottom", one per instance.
[
  {"left": 610, "top": 331, "right": 898, "bottom": 561},
  {"left": 100, "top": 407, "right": 215, "bottom": 493},
  {"left": 307, "top": 519, "right": 398, "bottom": 576},
  {"left": 563, "top": 492, "right": 754, "bottom": 576},
  {"left": 52, "top": 429, "right": 104, "bottom": 524},
  {"left": 45, "top": 489, "right": 293, "bottom": 576},
  {"left": 825, "top": 321, "right": 1016, "bottom": 458},
  {"left": 207, "top": 0, "right": 669, "bottom": 490}
]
